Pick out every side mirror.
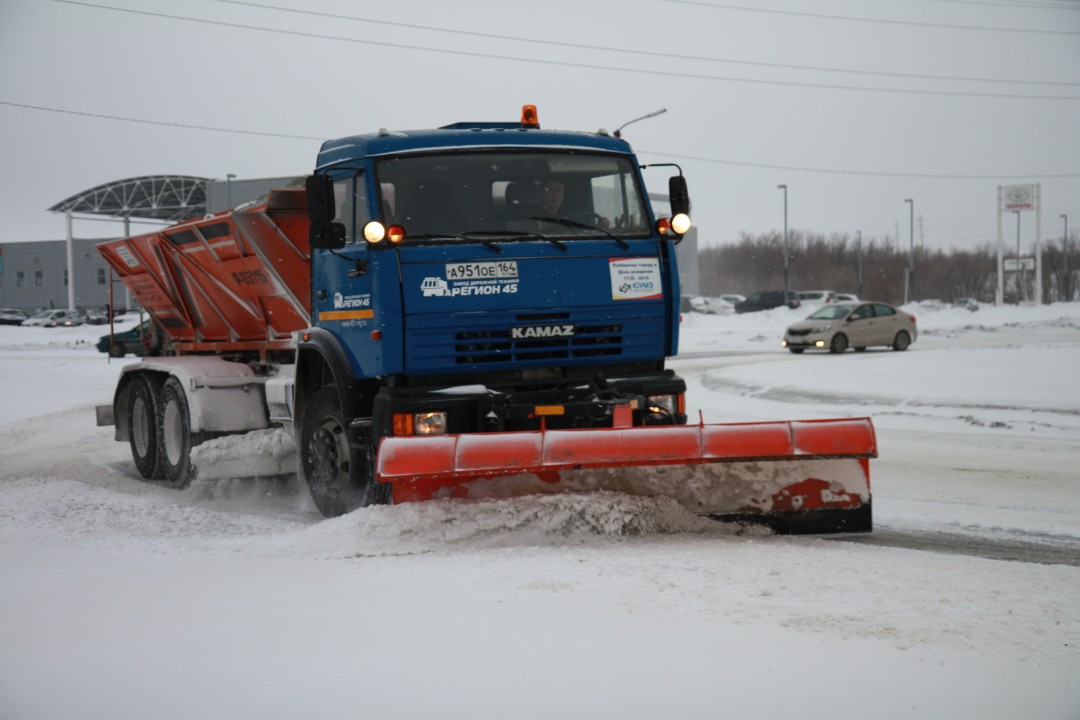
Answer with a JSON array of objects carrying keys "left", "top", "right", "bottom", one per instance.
[
  {"left": 669, "top": 175, "right": 690, "bottom": 216},
  {"left": 305, "top": 174, "right": 347, "bottom": 250}
]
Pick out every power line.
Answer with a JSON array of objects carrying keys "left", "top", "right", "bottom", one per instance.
[
  {"left": 202, "top": 0, "right": 1080, "bottom": 88},
  {"left": 921, "top": 0, "right": 1080, "bottom": 10},
  {"left": 636, "top": 148, "right": 1080, "bottom": 179},
  {"left": 0, "top": 100, "right": 324, "bottom": 140},
  {"left": 49, "top": 0, "right": 1080, "bottom": 101},
  {"left": 663, "top": 0, "right": 1080, "bottom": 35},
  {"left": 5, "top": 99, "right": 1077, "bottom": 181}
]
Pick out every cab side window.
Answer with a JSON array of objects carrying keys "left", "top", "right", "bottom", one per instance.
[{"left": 333, "top": 173, "right": 370, "bottom": 243}]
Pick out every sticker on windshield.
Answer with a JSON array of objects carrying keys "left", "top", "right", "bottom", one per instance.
[
  {"left": 421, "top": 261, "right": 519, "bottom": 297},
  {"left": 610, "top": 257, "right": 662, "bottom": 300}
]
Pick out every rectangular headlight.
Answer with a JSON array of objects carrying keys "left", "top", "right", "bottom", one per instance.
[
  {"left": 647, "top": 394, "right": 678, "bottom": 416},
  {"left": 413, "top": 411, "right": 447, "bottom": 435},
  {"left": 392, "top": 411, "right": 448, "bottom": 435}
]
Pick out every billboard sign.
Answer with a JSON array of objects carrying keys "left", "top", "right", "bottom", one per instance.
[
  {"left": 1003, "top": 184, "right": 1035, "bottom": 211},
  {"left": 1003, "top": 257, "right": 1036, "bottom": 271}
]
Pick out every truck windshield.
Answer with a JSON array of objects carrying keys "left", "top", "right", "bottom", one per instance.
[{"left": 374, "top": 151, "right": 651, "bottom": 241}]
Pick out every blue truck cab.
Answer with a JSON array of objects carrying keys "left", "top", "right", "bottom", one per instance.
[{"left": 296, "top": 108, "right": 693, "bottom": 515}]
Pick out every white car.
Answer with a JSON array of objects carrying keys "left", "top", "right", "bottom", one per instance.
[
  {"left": 20, "top": 309, "right": 82, "bottom": 327},
  {"left": 694, "top": 294, "right": 745, "bottom": 315},
  {"left": 796, "top": 290, "right": 837, "bottom": 305}
]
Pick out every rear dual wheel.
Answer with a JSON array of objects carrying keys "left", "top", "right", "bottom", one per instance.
[
  {"left": 128, "top": 374, "right": 163, "bottom": 480},
  {"left": 158, "top": 377, "right": 196, "bottom": 488},
  {"left": 125, "top": 374, "right": 196, "bottom": 488}
]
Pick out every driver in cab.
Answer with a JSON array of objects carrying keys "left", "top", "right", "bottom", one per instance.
[{"left": 538, "top": 177, "right": 610, "bottom": 229}]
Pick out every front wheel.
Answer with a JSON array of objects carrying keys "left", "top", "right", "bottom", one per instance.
[
  {"left": 299, "top": 387, "right": 390, "bottom": 517},
  {"left": 829, "top": 333, "right": 848, "bottom": 354},
  {"left": 893, "top": 331, "right": 911, "bottom": 351}
]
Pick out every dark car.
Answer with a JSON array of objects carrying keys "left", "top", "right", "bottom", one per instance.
[
  {"left": 97, "top": 321, "right": 150, "bottom": 357},
  {"left": 734, "top": 291, "right": 801, "bottom": 314},
  {"left": 0, "top": 308, "right": 29, "bottom": 325}
]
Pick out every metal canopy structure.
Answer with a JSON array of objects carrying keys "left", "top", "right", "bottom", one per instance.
[{"left": 49, "top": 175, "right": 211, "bottom": 222}]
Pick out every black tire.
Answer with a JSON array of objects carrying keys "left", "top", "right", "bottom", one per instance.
[
  {"left": 108, "top": 342, "right": 126, "bottom": 358},
  {"left": 788, "top": 347, "right": 804, "bottom": 354},
  {"left": 853, "top": 346, "right": 867, "bottom": 352},
  {"left": 829, "top": 333, "right": 848, "bottom": 354},
  {"left": 158, "top": 376, "right": 196, "bottom": 488},
  {"left": 127, "top": 374, "right": 164, "bottom": 480},
  {"left": 893, "top": 331, "right": 911, "bottom": 352},
  {"left": 299, "top": 387, "right": 390, "bottom": 517}
]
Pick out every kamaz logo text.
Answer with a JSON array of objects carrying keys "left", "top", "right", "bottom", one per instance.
[{"left": 510, "top": 325, "right": 575, "bottom": 340}]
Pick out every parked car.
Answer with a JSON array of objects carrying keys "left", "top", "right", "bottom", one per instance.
[
  {"left": 833, "top": 293, "right": 860, "bottom": 303},
  {"left": 695, "top": 293, "right": 746, "bottom": 315},
  {"left": 0, "top": 308, "right": 29, "bottom": 325},
  {"left": 918, "top": 299, "right": 946, "bottom": 311},
  {"left": 796, "top": 290, "right": 837, "bottom": 305},
  {"left": 953, "top": 297, "right": 979, "bottom": 312},
  {"left": 21, "top": 309, "right": 82, "bottom": 327},
  {"left": 96, "top": 321, "right": 150, "bottom": 357},
  {"left": 783, "top": 301, "right": 917, "bottom": 354},
  {"left": 734, "top": 291, "right": 800, "bottom": 314},
  {"left": 84, "top": 308, "right": 112, "bottom": 325}
]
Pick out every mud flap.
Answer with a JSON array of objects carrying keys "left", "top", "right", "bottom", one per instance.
[{"left": 375, "top": 418, "right": 876, "bottom": 535}]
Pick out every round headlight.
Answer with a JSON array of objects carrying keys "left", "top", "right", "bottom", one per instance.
[
  {"left": 363, "top": 221, "right": 386, "bottom": 244},
  {"left": 671, "top": 213, "right": 692, "bottom": 235}
]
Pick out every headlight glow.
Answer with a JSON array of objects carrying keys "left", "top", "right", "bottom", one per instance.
[
  {"left": 670, "top": 213, "right": 692, "bottom": 235},
  {"left": 647, "top": 394, "right": 678, "bottom": 416},
  {"left": 363, "top": 221, "right": 386, "bottom": 243},
  {"left": 414, "top": 411, "right": 448, "bottom": 435}
]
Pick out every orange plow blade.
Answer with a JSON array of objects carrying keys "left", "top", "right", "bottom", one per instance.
[{"left": 376, "top": 418, "right": 877, "bottom": 534}]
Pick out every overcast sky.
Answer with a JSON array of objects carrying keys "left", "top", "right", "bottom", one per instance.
[{"left": 1, "top": 0, "right": 1078, "bottom": 253}]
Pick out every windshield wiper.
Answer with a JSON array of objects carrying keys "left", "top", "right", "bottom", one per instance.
[
  {"left": 530, "top": 216, "right": 629, "bottom": 250},
  {"left": 468, "top": 228, "right": 566, "bottom": 252}
]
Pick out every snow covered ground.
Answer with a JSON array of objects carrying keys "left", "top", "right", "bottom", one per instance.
[{"left": 2, "top": 303, "right": 1078, "bottom": 719}]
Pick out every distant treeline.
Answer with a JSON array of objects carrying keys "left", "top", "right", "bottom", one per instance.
[{"left": 698, "top": 231, "right": 1077, "bottom": 305}]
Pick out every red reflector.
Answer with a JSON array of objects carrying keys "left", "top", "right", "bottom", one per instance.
[
  {"left": 656, "top": 218, "right": 671, "bottom": 236},
  {"left": 371, "top": 330, "right": 382, "bottom": 341},
  {"left": 301, "top": 332, "right": 311, "bottom": 342}
]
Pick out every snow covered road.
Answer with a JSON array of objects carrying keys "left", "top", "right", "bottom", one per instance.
[{"left": 1, "top": 304, "right": 1078, "bottom": 719}]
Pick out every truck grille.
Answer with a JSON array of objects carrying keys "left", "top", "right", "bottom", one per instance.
[
  {"left": 406, "top": 309, "right": 665, "bottom": 373},
  {"left": 455, "top": 323, "right": 623, "bottom": 364}
]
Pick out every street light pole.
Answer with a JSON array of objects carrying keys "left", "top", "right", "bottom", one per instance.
[
  {"left": 904, "top": 198, "right": 914, "bottom": 304},
  {"left": 778, "top": 184, "right": 789, "bottom": 298},
  {"left": 1062, "top": 214, "right": 1070, "bottom": 301},
  {"left": 613, "top": 108, "right": 667, "bottom": 138},
  {"left": 1014, "top": 210, "right": 1022, "bottom": 304},
  {"left": 856, "top": 230, "right": 863, "bottom": 298}
]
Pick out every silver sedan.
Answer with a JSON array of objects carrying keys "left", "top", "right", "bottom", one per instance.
[{"left": 783, "top": 302, "right": 917, "bottom": 354}]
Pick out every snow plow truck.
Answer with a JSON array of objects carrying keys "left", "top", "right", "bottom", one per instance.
[{"left": 96, "top": 106, "right": 876, "bottom": 534}]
